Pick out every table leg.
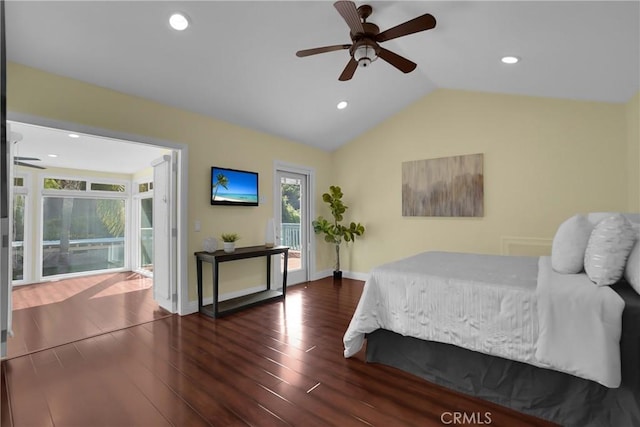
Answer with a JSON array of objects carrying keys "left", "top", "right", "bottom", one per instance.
[
  {"left": 266, "top": 255, "right": 271, "bottom": 290},
  {"left": 282, "top": 251, "right": 288, "bottom": 297},
  {"left": 196, "top": 259, "right": 203, "bottom": 313},
  {"left": 214, "top": 259, "right": 220, "bottom": 318}
]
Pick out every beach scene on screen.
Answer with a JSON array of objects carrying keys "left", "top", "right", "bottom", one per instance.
[{"left": 212, "top": 169, "right": 258, "bottom": 203}]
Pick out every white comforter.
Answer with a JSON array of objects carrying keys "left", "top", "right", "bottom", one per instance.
[
  {"left": 536, "top": 256, "right": 624, "bottom": 387},
  {"left": 343, "top": 252, "right": 625, "bottom": 387}
]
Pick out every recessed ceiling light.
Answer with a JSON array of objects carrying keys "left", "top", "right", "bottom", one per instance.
[
  {"left": 68, "top": 133, "right": 79, "bottom": 138},
  {"left": 48, "top": 154, "right": 58, "bottom": 158},
  {"left": 501, "top": 56, "right": 520, "bottom": 64},
  {"left": 169, "top": 13, "right": 189, "bottom": 31},
  {"left": 337, "top": 101, "right": 348, "bottom": 110}
]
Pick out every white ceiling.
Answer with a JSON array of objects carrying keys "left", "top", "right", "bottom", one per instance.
[
  {"left": 5, "top": 1, "right": 640, "bottom": 157},
  {"left": 9, "top": 121, "right": 168, "bottom": 174}
]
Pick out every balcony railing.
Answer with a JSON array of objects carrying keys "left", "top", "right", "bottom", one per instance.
[{"left": 281, "top": 223, "right": 301, "bottom": 251}]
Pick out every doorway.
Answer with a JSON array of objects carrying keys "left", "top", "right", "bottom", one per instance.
[
  {"left": 275, "top": 164, "right": 314, "bottom": 285},
  {"left": 2, "top": 116, "right": 188, "bottom": 357}
]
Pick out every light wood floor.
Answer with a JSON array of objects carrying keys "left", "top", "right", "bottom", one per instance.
[
  {"left": 8, "top": 271, "right": 170, "bottom": 358},
  {"left": 1, "top": 278, "right": 557, "bottom": 427}
]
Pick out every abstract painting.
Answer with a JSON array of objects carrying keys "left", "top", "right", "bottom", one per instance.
[{"left": 402, "top": 153, "right": 484, "bottom": 217}]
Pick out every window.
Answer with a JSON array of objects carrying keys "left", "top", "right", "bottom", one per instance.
[
  {"left": 12, "top": 174, "right": 28, "bottom": 282},
  {"left": 90, "top": 183, "right": 126, "bottom": 192},
  {"left": 12, "top": 194, "right": 26, "bottom": 281},
  {"left": 40, "top": 175, "right": 129, "bottom": 278},
  {"left": 140, "top": 197, "right": 153, "bottom": 273},
  {"left": 42, "top": 197, "right": 126, "bottom": 277}
]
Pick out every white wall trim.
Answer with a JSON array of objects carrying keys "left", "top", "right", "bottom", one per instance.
[
  {"left": 311, "top": 269, "right": 332, "bottom": 281},
  {"left": 310, "top": 269, "right": 368, "bottom": 282},
  {"left": 184, "top": 281, "right": 313, "bottom": 315},
  {"left": 342, "top": 270, "right": 369, "bottom": 281}
]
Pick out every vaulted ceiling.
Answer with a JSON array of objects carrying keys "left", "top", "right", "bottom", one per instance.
[{"left": 6, "top": 1, "right": 640, "bottom": 154}]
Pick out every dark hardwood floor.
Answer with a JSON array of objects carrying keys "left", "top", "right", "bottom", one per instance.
[
  {"left": 1, "top": 278, "right": 557, "bottom": 426},
  {"left": 8, "top": 271, "right": 170, "bottom": 358}
]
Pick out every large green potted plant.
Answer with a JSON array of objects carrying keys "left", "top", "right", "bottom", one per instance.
[{"left": 312, "top": 185, "right": 365, "bottom": 280}]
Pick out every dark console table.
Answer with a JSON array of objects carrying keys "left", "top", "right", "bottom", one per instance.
[{"left": 195, "top": 245, "right": 288, "bottom": 318}]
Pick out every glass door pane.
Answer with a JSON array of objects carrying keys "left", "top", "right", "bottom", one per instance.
[
  {"left": 42, "top": 197, "right": 125, "bottom": 276},
  {"left": 140, "top": 197, "right": 153, "bottom": 274},
  {"left": 277, "top": 170, "right": 308, "bottom": 285},
  {"left": 12, "top": 194, "right": 25, "bottom": 281}
]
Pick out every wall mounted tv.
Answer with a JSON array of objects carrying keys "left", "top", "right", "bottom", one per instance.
[{"left": 211, "top": 166, "right": 259, "bottom": 206}]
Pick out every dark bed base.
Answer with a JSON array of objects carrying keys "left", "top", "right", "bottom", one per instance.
[{"left": 366, "top": 329, "right": 640, "bottom": 427}]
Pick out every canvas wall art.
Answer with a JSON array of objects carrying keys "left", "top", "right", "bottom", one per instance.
[{"left": 402, "top": 153, "right": 484, "bottom": 217}]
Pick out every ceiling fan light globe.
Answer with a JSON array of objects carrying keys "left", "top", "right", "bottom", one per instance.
[{"left": 354, "top": 44, "right": 377, "bottom": 68}]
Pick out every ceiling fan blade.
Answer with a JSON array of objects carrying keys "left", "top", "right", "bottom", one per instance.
[
  {"left": 334, "top": 1, "right": 364, "bottom": 35},
  {"left": 338, "top": 58, "right": 358, "bottom": 81},
  {"left": 15, "top": 161, "right": 46, "bottom": 170},
  {"left": 14, "top": 156, "right": 41, "bottom": 161},
  {"left": 376, "top": 13, "right": 436, "bottom": 43},
  {"left": 296, "top": 44, "right": 351, "bottom": 58},
  {"left": 378, "top": 48, "right": 417, "bottom": 73}
]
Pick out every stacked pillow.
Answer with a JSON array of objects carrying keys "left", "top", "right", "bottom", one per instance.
[
  {"left": 551, "top": 214, "right": 594, "bottom": 274},
  {"left": 551, "top": 213, "right": 639, "bottom": 290},
  {"left": 583, "top": 214, "right": 636, "bottom": 286},
  {"left": 624, "top": 226, "right": 640, "bottom": 293}
]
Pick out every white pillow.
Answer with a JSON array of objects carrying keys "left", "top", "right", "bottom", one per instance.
[
  {"left": 551, "top": 214, "right": 594, "bottom": 273},
  {"left": 584, "top": 214, "right": 636, "bottom": 286},
  {"left": 625, "top": 240, "right": 640, "bottom": 294}
]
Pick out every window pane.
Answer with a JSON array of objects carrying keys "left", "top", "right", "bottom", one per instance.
[
  {"left": 14, "top": 177, "right": 24, "bottom": 187},
  {"left": 90, "top": 183, "right": 125, "bottom": 192},
  {"left": 138, "top": 183, "right": 149, "bottom": 193},
  {"left": 42, "top": 197, "right": 125, "bottom": 276},
  {"left": 44, "top": 178, "right": 86, "bottom": 191},
  {"left": 12, "top": 194, "right": 25, "bottom": 281},
  {"left": 140, "top": 197, "right": 153, "bottom": 273},
  {"left": 280, "top": 177, "right": 302, "bottom": 273}
]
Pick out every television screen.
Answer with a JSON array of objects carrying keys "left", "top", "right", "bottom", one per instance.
[{"left": 211, "top": 167, "right": 259, "bottom": 206}]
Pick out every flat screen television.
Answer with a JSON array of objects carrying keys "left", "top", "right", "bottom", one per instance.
[{"left": 211, "top": 166, "right": 259, "bottom": 206}]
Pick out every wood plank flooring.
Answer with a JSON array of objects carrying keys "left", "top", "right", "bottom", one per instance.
[
  {"left": 1, "top": 278, "right": 557, "bottom": 426},
  {"left": 8, "top": 271, "right": 170, "bottom": 358}
]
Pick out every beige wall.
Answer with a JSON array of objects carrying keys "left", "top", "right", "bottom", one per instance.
[
  {"left": 8, "top": 62, "right": 638, "bottom": 289},
  {"left": 332, "top": 89, "right": 631, "bottom": 274},
  {"left": 8, "top": 63, "right": 333, "bottom": 301},
  {"left": 627, "top": 91, "right": 640, "bottom": 212}
]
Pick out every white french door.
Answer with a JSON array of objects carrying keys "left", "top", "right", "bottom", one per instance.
[
  {"left": 152, "top": 153, "right": 177, "bottom": 312},
  {"left": 275, "top": 169, "right": 309, "bottom": 285},
  {"left": 1, "top": 124, "right": 14, "bottom": 357}
]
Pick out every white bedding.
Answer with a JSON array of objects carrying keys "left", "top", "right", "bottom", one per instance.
[
  {"left": 344, "top": 252, "right": 540, "bottom": 363},
  {"left": 536, "top": 256, "right": 624, "bottom": 387},
  {"left": 343, "top": 251, "right": 625, "bottom": 387}
]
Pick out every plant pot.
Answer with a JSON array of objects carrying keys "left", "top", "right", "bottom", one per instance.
[
  {"left": 333, "top": 270, "right": 342, "bottom": 280},
  {"left": 223, "top": 242, "right": 236, "bottom": 253}
]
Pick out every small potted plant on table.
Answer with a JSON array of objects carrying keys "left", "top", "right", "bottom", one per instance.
[{"left": 221, "top": 233, "right": 240, "bottom": 253}]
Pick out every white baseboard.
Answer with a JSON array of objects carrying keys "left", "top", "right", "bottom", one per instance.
[
  {"left": 311, "top": 269, "right": 333, "bottom": 280},
  {"left": 184, "top": 284, "right": 266, "bottom": 315},
  {"left": 342, "top": 271, "right": 369, "bottom": 281},
  {"left": 311, "top": 269, "right": 369, "bottom": 281},
  {"left": 182, "top": 271, "right": 370, "bottom": 316}
]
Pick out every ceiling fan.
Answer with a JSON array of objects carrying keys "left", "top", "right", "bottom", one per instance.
[
  {"left": 11, "top": 131, "right": 46, "bottom": 169},
  {"left": 296, "top": 1, "right": 436, "bottom": 81}
]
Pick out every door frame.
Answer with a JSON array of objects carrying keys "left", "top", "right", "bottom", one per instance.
[
  {"left": 273, "top": 161, "right": 315, "bottom": 284},
  {"left": 6, "top": 112, "right": 190, "bottom": 315}
]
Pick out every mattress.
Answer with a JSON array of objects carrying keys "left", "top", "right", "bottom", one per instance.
[{"left": 343, "top": 251, "right": 541, "bottom": 365}]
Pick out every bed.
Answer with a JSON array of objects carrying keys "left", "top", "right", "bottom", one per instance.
[{"left": 343, "top": 213, "right": 640, "bottom": 426}]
